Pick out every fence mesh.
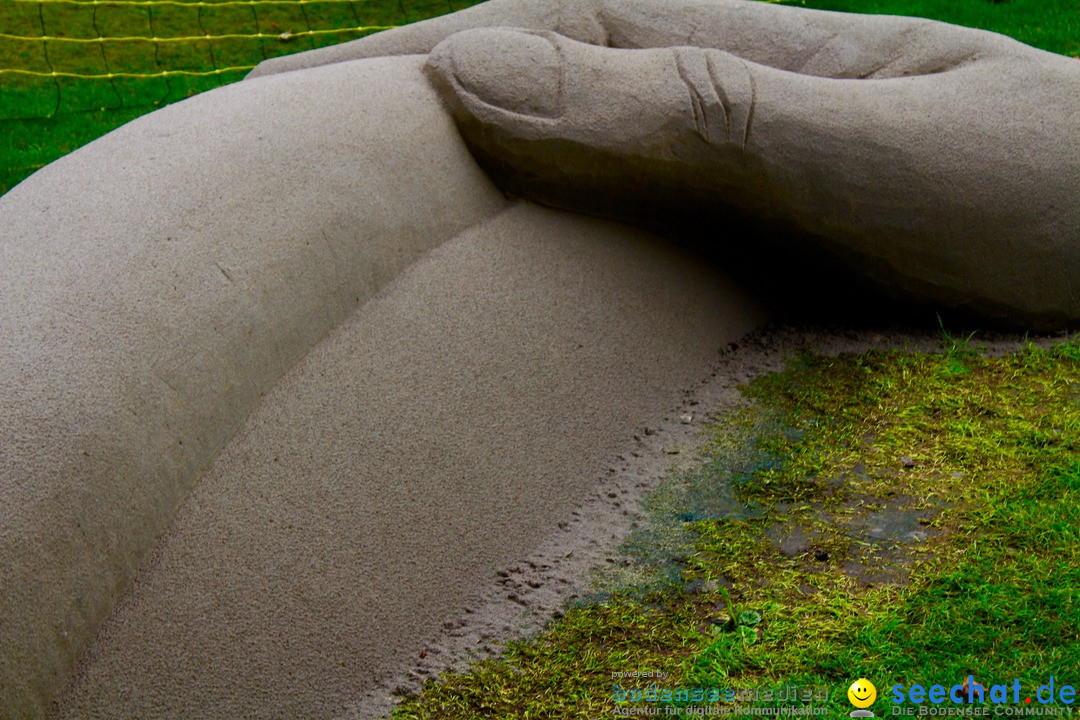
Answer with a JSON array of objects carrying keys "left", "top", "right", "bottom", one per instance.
[{"left": 0, "top": 0, "right": 480, "bottom": 193}]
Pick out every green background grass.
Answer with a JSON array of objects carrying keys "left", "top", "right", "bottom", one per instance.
[
  {"left": 773, "top": 0, "right": 1079, "bottom": 58},
  {"left": 0, "top": 0, "right": 485, "bottom": 195},
  {"left": 1, "top": 0, "right": 1077, "bottom": 196}
]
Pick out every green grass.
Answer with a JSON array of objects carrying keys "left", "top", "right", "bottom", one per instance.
[
  {"left": 0, "top": 0, "right": 484, "bottom": 195},
  {"left": 1, "top": 0, "right": 1077, "bottom": 196},
  {"left": 392, "top": 334, "right": 1080, "bottom": 718},
  {"left": 771, "top": 0, "right": 1080, "bottom": 58}
]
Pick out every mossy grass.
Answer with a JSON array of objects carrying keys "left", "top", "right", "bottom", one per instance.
[{"left": 392, "top": 333, "right": 1080, "bottom": 718}]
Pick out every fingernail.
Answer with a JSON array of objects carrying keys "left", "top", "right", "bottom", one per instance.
[{"left": 429, "top": 29, "right": 563, "bottom": 119}]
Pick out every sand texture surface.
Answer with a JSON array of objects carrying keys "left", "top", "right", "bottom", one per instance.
[
  {"left": 0, "top": 54, "right": 512, "bottom": 718},
  {"left": 51, "top": 203, "right": 766, "bottom": 718}
]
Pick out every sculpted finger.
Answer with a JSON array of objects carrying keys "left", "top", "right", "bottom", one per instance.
[
  {"left": 594, "top": 0, "right": 1027, "bottom": 79},
  {"left": 426, "top": 28, "right": 760, "bottom": 222},
  {"left": 427, "top": 28, "right": 1080, "bottom": 327},
  {"left": 248, "top": 0, "right": 1031, "bottom": 85}
]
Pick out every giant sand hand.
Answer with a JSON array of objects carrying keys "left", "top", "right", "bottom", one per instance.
[
  {"left": 0, "top": 22, "right": 764, "bottom": 720},
  {"left": 256, "top": 0, "right": 1080, "bottom": 328},
  {"left": 4, "top": 0, "right": 1076, "bottom": 717},
  {"left": 0, "top": 53, "right": 499, "bottom": 718}
]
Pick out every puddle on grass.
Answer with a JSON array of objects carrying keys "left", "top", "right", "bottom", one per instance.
[
  {"left": 589, "top": 333, "right": 1035, "bottom": 602},
  {"left": 766, "top": 484, "right": 943, "bottom": 587},
  {"left": 853, "top": 507, "right": 934, "bottom": 546},
  {"left": 596, "top": 394, "right": 946, "bottom": 599},
  {"left": 589, "top": 419, "right": 770, "bottom": 597}
]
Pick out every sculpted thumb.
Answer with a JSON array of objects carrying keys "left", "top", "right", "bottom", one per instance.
[
  {"left": 424, "top": 27, "right": 766, "bottom": 231},
  {"left": 427, "top": 28, "right": 1080, "bottom": 329}
]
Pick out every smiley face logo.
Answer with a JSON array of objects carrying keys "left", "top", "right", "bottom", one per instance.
[{"left": 848, "top": 679, "right": 877, "bottom": 708}]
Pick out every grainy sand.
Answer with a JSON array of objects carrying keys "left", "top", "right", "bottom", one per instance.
[
  {"left": 0, "top": 54, "right": 507, "bottom": 718},
  {"left": 52, "top": 202, "right": 767, "bottom": 718}
]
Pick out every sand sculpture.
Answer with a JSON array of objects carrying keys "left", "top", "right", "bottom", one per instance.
[
  {"left": 0, "top": 0, "right": 1075, "bottom": 717},
  {"left": 254, "top": 0, "right": 1080, "bottom": 327}
]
